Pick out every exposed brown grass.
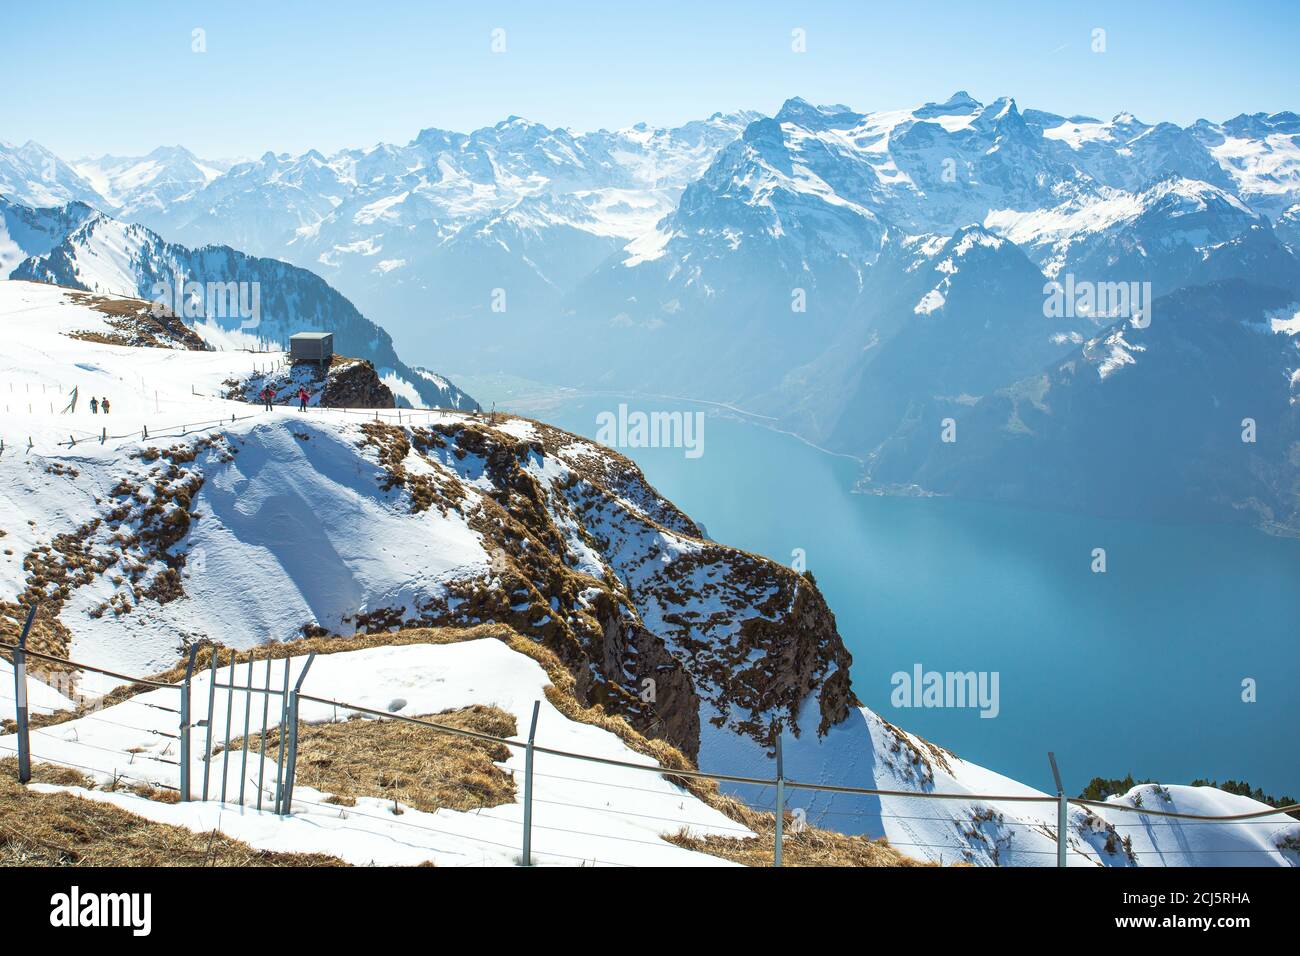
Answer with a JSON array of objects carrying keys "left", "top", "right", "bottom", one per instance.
[
  {"left": 64, "top": 292, "right": 208, "bottom": 351},
  {"left": 224, "top": 704, "right": 517, "bottom": 814},
  {"left": 0, "top": 758, "right": 344, "bottom": 867},
  {"left": 665, "top": 821, "right": 936, "bottom": 867}
]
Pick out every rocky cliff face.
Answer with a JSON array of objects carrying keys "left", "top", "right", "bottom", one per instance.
[
  {"left": 319, "top": 359, "right": 395, "bottom": 409},
  {"left": 226, "top": 357, "right": 395, "bottom": 409},
  {"left": 350, "top": 417, "right": 858, "bottom": 759}
]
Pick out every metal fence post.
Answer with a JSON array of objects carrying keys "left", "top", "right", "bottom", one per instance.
[
  {"left": 774, "top": 728, "right": 785, "bottom": 867},
  {"left": 219, "top": 654, "right": 236, "bottom": 802},
  {"left": 179, "top": 644, "right": 199, "bottom": 801},
  {"left": 238, "top": 655, "right": 254, "bottom": 806},
  {"left": 201, "top": 646, "right": 218, "bottom": 800},
  {"left": 280, "top": 653, "right": 316, "bottom": 816},
  {"left": 522, "top": 700, "right": 540, "bottom": 866},
  {"left": 1048, "top": 751, "right": 1067, "bottom": 868},
  {"left": 273, "top": 656, "right": 291, "bottom": 813},
  {"left": 257, "top": 655, "right": 272, "bottom": 811},
  {"left": 12, "top": 605, "right": 37, "bottom": 784}
]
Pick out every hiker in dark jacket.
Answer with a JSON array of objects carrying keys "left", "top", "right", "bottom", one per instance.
[
  {"left": 298, "top": 386, "right": 309, "bottom": 411},
  {"left": 90, "top": 397, "right": 99, "bottom": 414}
]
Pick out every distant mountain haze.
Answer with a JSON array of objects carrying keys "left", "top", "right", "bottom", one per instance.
[{"left": 4, "top": 93, "right": 1298, "bottom": 530}]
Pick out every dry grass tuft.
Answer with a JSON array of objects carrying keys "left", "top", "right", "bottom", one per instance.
[
  {"left": 64, "top": 292, "right": 209, "bottom": 351},
  {"left": 0, "top": 758, "right": 344, "bottom": 867},
  {"left": 665, "top": 821, "right": 935, "bottom": 868},
  {"left": 226, "top": 704, "right": 517, "bottom": 814}
]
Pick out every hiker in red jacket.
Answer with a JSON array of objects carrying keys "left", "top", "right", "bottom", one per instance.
[
  {"left": 298, "top": 386, "right": 310, "bottom": 411},
  {"left": 260, "top": 386, "right": 274, "bottom": 411}
]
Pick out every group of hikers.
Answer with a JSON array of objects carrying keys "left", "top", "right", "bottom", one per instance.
[
  {"left": 259, "top": 384, "right": 312, "bottom": 411},
  {"left": 80, "top": 386, "right": 311, "bottom": 415}
]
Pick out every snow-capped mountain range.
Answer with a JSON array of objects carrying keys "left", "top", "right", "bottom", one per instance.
[
  {"left": 5, "top": 96, "right": 1296, "bottom": 311},
  {"left": 73, "top": 146, "right": 234, "bottom": 221},
  {"left": 7, "top": 95, "right": 1297, "bottom": 359},
  {"left": 4, "top": 92, "right": 1299, "bottom": 530}
]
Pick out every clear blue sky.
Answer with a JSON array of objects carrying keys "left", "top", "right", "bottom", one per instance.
[{"left": 3, "top": 0, "right": 1297, "bottom": 159}]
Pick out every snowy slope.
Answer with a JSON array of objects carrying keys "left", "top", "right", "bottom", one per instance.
[
  {"left": 710, "top": 693, "right": 1298, "bottom": 866},
  {"left": 0, "top": 281, "right": 485, "bottom": 674},
  {"left": 3, "top": 640, "right": 748, "bottom": 867},
  {"left": 0, "top": 654, "right": 75, "bottom": 722},
  {"left": 984, "top": 175, "right": 1265, "bottom": 283},
  {"left": 0, "top": 198, "right": 97, "bottom": 277},
  {"left": 1192, "top": 111, "right": 1300, "bottom": 219}
]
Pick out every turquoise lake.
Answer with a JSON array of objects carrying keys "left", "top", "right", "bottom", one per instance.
[{"left": 479, "top": 383, "right": 1300, "bottom": 798}]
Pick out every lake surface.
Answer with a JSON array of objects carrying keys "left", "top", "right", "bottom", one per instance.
[{"left": 473, "top": 380, "right": 1300, "bottom": 798}]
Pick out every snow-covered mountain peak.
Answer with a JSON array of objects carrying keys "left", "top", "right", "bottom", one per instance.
[
  {"left": 71, "top": 146, "right": 229, "bottom": 216},
  {"left": 913, "top": 90, "right": 983, "bottom": 118},
  {"left": 980, "top": 95, "right": 1020, "bottom": 122},
  {"left": 944, "top": 223, "right": 1008, "bottom": 256},
  {"left": 774, "top": 96, "right": 861, "bottom": 127},
  {"left": 1142, "top": 173, "right": 1257, "bottom": 215},
  {"left": 0, "top": 139, "right": 110, "bottom": 209}
]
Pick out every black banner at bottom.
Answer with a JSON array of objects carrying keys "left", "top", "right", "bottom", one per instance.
[{"left": 1, "top": 864, "right": 1286, "bottom": 943}]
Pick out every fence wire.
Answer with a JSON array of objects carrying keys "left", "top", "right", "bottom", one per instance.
[{"left": 3, "top": 637, "right": 1298, "bottom": 867}]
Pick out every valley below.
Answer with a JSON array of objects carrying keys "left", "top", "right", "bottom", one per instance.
[{"left": 483, "top": 378, "right": 1300, "bottom": 799}]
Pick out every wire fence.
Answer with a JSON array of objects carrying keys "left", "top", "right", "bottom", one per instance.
[
  {"left": 0, "top": 382, "right": 479, "bottom": 459},
  {"left": 3, "top": 624, "right": 1298, "bottom": 868},
  {"left": 46, "top": 413, "right": 264, "bottom": 449}
]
